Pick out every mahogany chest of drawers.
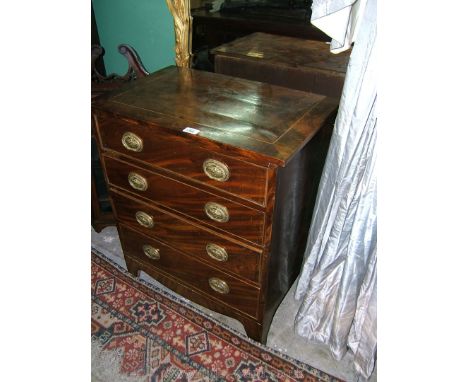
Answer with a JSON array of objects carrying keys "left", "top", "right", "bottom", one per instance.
[{"left": 92, "top": 66, "right": 337, "bottom": 343}]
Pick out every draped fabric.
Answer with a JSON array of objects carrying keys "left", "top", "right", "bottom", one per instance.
[{"left": 294, "top": 0, "right": 377, "bottom": 379}]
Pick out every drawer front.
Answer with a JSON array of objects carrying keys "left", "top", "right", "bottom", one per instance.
[
  {"left": 104, "top": 156, "right": 266, "bottom": 245},
  {"left": 110, "top": 190, "right": 261, "bottom": 282},
  {"left": 119, "top": 225, "right": 260, "bottom": 318},
  {"left": 95, "top": 112, "right": 268, "bottom": 205}
]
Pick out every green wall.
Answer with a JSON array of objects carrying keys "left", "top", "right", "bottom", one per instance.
[{"left": 92, "top": 0, "right": 175, "bottom": 75}]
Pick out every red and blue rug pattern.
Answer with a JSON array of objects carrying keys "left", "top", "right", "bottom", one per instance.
[{"left": 91, "top": 250, "right": 342, "bottom": 381}]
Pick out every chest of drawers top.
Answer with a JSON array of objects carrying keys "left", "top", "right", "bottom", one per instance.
[{"left": 92, "top": 66, "right": 337, "bottom": 168}]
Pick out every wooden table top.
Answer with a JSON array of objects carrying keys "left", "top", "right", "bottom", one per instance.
[
  {"left": 211, "top": 32, "right": 350, "bottom": 75},
  {"left": 93, "top": 66, "right": 338, "bottom": 166}
]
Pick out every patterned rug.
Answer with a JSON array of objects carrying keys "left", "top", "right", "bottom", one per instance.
[{"left": 91, "top": 249, "right": 343, "bottom": 382}]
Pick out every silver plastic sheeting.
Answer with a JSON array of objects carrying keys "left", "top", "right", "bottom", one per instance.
[{"left": 294, "top": 0, "right": 377, "bottom": 379}]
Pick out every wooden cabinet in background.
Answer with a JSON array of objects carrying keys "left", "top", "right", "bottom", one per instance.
[
  {"left": 191, "top": 7, "right": 328, "bottom": 70},
  {"left": 212, "top": 32, "right": 351, "bottom": 98}
]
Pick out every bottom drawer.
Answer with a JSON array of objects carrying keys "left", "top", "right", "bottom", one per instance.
[{"left": 119, "top": 224, "right": 260, "bottom": 318}]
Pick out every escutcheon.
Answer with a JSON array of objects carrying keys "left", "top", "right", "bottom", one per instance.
[
  {"left": 203, "top": 159, "right": 230, "bottom": 182},
  {"left": 135, "top": 211, "right": 154, "bottom": 228},
  {"left": 121, "top": 132, "right": 143, "bottom": 152},
  {"left": 142, "top": 244, "right": 160, "bottom": 260},
  {"left": 204, "top": 202, "right": 229, "bottom": 223},
  {"left": 206, "top": 243, "right": 228, "bottom": 262},
  {"left": 128, "top": 172, "right": 148, "bottom": 191},
  {"left": 208, "top": 277, "right": 230, "bottom": 294}
]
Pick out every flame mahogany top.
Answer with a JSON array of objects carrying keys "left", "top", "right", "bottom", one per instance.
[{"left": 93, "top": 66, "right": 338, "bottom": 167}]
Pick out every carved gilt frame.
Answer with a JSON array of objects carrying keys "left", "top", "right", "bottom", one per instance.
[{"left": 165, "top": 0, "right": 192, "bottom": 68}]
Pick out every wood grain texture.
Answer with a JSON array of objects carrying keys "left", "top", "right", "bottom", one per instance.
[
  {"left": 212, "top": 33, "right": 350, "bottom": 74},
  {"left": 123, "top": 254, "right": 265, "bottom": 341},
  {"left": 95, "top": 110, "right": 269, "bottom": 205},
  {"left": 211, "top": 33, "right": 350, "bottom": 98},
  {"left": 92, "top": 67, "right": 338, "bottom": 343},
  {"left": 110, "top": 190, "right": 262, "bottom": 283},
  {"left": 119, "top": 224, "right": 260, "bottom": 318},
  {"left": 92, "top": 66, "right": 338, "bottom": 166},
  {"left": 214, "top": 55, "right": 346, "bottom": 98},
  {"left": 103, "top": 155, "right": 266, "bottom": 245}
]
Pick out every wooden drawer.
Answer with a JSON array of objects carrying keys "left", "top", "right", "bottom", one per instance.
[
  {"left": 110, "top": 190, "right": 261, "bottom": 283},
  {"left": 104, "top": 155, "right": 266, "bottom": 245},
  {"left": 94, "top": 111, "right": 268, "bottom": 206},
  {"left": 119, "top": 225, "right": 260, "bottom": 318}
]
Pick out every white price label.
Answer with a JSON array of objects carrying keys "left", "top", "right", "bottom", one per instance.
[{"left": 182, "top": 127, "right": 200, "bottom": 135}]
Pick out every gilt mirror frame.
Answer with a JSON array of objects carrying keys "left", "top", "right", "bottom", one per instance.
[{"left": 165, "top": 0, "right": 192, "bottom": 67}]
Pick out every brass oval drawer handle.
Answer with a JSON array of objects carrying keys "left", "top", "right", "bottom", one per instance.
[
  {"left": 206, "top": 243, "right": 228, "bottom": 262},
  {"left": 122, "top": 132, "right": 143, "bottom": 152},
  {"left": 128, "top": 172, "right": 148, "bottom": 191},
  {"left": 203, "top": 159, "right": 230, "bottom": 182},
  {"left": 204, "top": 202, "right": 229, "bottom": 223},
  {"left": 142, "top": 244, "right": 160, "bottom": 260},
  {"left": 135, "top": 211, "right": 154, "bottom": 228},
  {"left": 208, "top": 277, "right": 230, "bottom": 294}
]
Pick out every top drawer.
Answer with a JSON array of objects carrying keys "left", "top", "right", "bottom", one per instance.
[{"left": 94, "top": 111, "right": 268, "bottom": 206}]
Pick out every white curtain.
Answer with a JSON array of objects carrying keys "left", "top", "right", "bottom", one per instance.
[{"left": 294, "top": 0, "right": 377, "bottom": 379}]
